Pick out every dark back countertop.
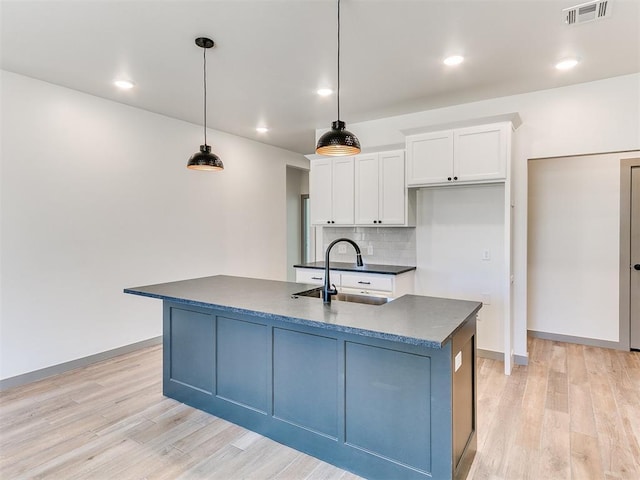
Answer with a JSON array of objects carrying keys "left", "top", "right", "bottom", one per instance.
[
  {"left": 293, "top": 261, "right": 416, "bottom": 275},
  {"left": 124, "top": 275, "right": 480, "bottom": 349}
]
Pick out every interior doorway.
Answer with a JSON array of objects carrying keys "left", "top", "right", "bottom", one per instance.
[
  {"left": 621, "top": 159, "right": 640, "bottom": 350},
  {"left": 286, "top": 167, "right": 309, "bottom": 281},
  {"left": 528, "top": 151, "right": 639, "bottom": 350}
]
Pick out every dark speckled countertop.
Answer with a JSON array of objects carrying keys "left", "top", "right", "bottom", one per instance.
[
  {"left": 125, "top": 275, "right": 480, "bottom": 349},
  {"left": 293, "top": 261, "right": 416, "bottom": 275}
]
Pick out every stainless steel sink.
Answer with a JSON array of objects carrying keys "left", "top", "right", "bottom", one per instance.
[{"left": 292, "top": 287, "right": 390, "bottom": 306}]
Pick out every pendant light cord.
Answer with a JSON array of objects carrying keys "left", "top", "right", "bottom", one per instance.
[
  {"left": 337, "top": 0, "right": 341, "bottom": 123},
  {"left": 203, "top": 46, "right": 208, "bottom": 146}
]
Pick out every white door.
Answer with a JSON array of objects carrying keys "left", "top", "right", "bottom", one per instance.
[
  {"left": 454, "top": 123, "right": 507, "bottom": 182},
  {"left": 355, "top": 154, "right": 379, "bottom": 225},
  {"left": 631, "top": 166, "right": 640, "bottom": 349},
  {"left": 310, "top": 158, "right": 332, "bottom": 225},
  {"left": 379, "top": 151, "right": 406, "bottom": 225},
  {"left": 332, "top": 157, "right": 355, "bottom": 225},
  {"left": 406, "top": 131, "right": 453, "bottom": 185}
]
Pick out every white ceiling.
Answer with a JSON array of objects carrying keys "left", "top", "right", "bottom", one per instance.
[{"left": 1, "top": 0, "right": 639, "bottom": 155}]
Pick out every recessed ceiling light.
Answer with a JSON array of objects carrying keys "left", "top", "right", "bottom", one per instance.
[
  {"left": 256, "top": 126, "right": 269, "bottom": 133},
  {"left": 443, "top": 55, "right": 464, "bottom": 66},
  {"left": 317, "top": 88, "right": 333, "bottom": 97},
  {"left": 555, "top": 58, "right": 579, "bottom": 70},
  {"left": 114, "top": 79, "right": 135, "bottom": 89}
]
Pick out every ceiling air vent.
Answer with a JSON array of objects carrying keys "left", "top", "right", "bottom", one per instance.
[{"left": 563, "top": 0, "right": 612, "bottom": 25}]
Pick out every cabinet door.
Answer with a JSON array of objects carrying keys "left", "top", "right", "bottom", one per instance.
[
  {"left": 379, "top": 151, "right": 405, "bottom": 225},
  {"left": 406, "top": 131, "right": 454, "bottom": 186},
  {"left": 355, "top": 154, "right": 380, "bottom": 225},
  {"left": 332, "top": 157, "right": 355, "bottom": 225},
  {"left": 454, "top": 123, "right": 507, "bottom": 182},
  {"left": 310, "top": 159, "right": 332, "bottom": 225},
  {"left": 295, "top": 268, "right": 326, "bottom": 285},
  {"left": 341, "top": 272, "right": 394, "bottom": 295}
]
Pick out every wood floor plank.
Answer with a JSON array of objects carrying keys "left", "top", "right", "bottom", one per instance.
[
  {"left": 1, "top": 339, "right": 639, "bottom": 479},
  {"left": 538, "top": 409, "right": 571, "bottom": 479},
  {"left": 273, "top": 452, "right": 326, "bottom": 479},
  {"left": 515, "top": 361, "right": 548, "bottom": 449},
  {"left": 589, "top": 369, "right": 638, "bottom": 478},
  {"left": 570, "top": 431, "right": 605, "bottom": 480}
]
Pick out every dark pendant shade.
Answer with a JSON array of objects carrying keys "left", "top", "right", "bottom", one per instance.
[
  {"left": 315, "top": 0, "right": 361, "bottom": 156},
  {"left": 187, "top": 37, "right": 223, "bottom": 171},
  {"left": 316, "top": 120, "right": 361, "bottom": 156},
  {"left": 187, "top": 144, "right": 223, "bottom": 171}
]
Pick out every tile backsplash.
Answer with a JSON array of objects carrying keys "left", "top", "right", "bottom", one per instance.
[{"left": 322, "top": 227, "right": 416, "bottom": 266}]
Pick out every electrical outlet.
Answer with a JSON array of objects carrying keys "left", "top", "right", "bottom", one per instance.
[
  {"left": 338, "top": 244, "right": 347, "bottom": 254},
  {"left": 367, "top": 244, "right": 374, "bottom": 255},
  {"left": 482, "top": 249, "right": 491, "bottom": 261}
]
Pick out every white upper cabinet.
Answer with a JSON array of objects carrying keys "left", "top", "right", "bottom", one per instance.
[
  {"left": 310, "top": 157, "right": 354, "bottom": 225},
  {"left": 311, "top": 150, "right": 412, "bottom": 226},
  {"left": 355, "top": 150, "right": 406, "bottom": 225},
  {"left": 331, "top": 157, "right": 355, "bottom": 224},
  {"left": 379, "top": 151, "right": 406, "bottom": 225},
  {"left": 406, "top": 122, "right": 510, "bottom": 187},
  {"left": 310, "top": 158, "right": 332, "bottom": 224},
  {"left": 406, "top": 131, "right": 454, "bottom": 185},
  {"left": 454, "top": 124, "right": 508, "bottom": 182},
  {"left": 354, "top": 154, "right": 379, "bottom": 224}
]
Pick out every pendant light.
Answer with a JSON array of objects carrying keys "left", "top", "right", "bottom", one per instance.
[
  {"left": 187, "top": 37, "right": 224, "bottom": 171},
  {"left": 316, "top": 0, "right": 361, "bottom": 156}
]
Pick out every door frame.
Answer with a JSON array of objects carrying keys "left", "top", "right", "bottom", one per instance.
[
  {"left": 619, "top": 157, "right": 640, "bottom": 351},
  {"left": 300, "top": 194, "right": 312, "bottom": 264}
]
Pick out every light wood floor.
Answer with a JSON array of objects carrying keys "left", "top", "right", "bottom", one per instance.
[{"left": 1, "top": 337, "right": 638, "bottom": 479}]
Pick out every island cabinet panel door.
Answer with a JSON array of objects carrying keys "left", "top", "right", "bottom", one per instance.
[
  {"left": 273, "top": 328, "right": 339, "bottom": 439},
  {"left": 344, "top": 342, "right": 432, "bottom": 474},
  {"left": 216, "top": 316, "right": 269, "bottom": 414},
  {"left": 166, "top": 306, "right": 215, "bottom": 395}
]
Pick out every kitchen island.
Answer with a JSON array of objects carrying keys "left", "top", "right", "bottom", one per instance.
[{"left": 124, "top": 275, "right": 481, "bottom": 480}]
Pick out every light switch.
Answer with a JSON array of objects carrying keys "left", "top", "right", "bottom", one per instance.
[
  {"left": 482, "top": 249, "right": 491, "bottom": 261},
  {"left": 455, "top": 351, "right": 462, "bottom": 372}
]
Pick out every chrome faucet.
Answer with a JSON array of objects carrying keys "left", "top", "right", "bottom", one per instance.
[{"left": 323, "top": 238, "right": 363, "bottom": 304}]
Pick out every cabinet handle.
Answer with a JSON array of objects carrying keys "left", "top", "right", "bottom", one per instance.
[
  {"left": 379, "top": 220, "right": 382, "bottom": 224},
  {"left": 373, "top": 220, "right": 378, "bottom": 224},
  {"left": 332, "top": 220, "right": 335, "bottom": 224},
  {"left": 311, "top": 277, "right": 323, "bottom": 280},
  {"left": 453, "top": 176, "right": 458, "bottom": 181},
  {"left": 357, "top": 281, "right": 371, "bottom": 285},
  {"left": 634, "top": 264, "right": 640, "bottom": 271},
  {"left": 326, "top": 221, "right": 331, "bottom": 224},
  {"left": 447, "top": 177, "right": 452, "bottom": 181}
]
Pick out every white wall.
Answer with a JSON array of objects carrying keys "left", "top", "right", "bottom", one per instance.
[
  {"left": 415, "top": 185, "right": 505, "bottom": 353},
  {"left": 0, "top": 71, "right": 308, "bottom": 380},
  {"left": 328, "top": 73, "right": 640, "bottom": 359}
]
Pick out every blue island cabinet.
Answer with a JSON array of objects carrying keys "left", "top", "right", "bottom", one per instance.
[{"left": 162, "top": 301, "right": 477, "bottom": 480}]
